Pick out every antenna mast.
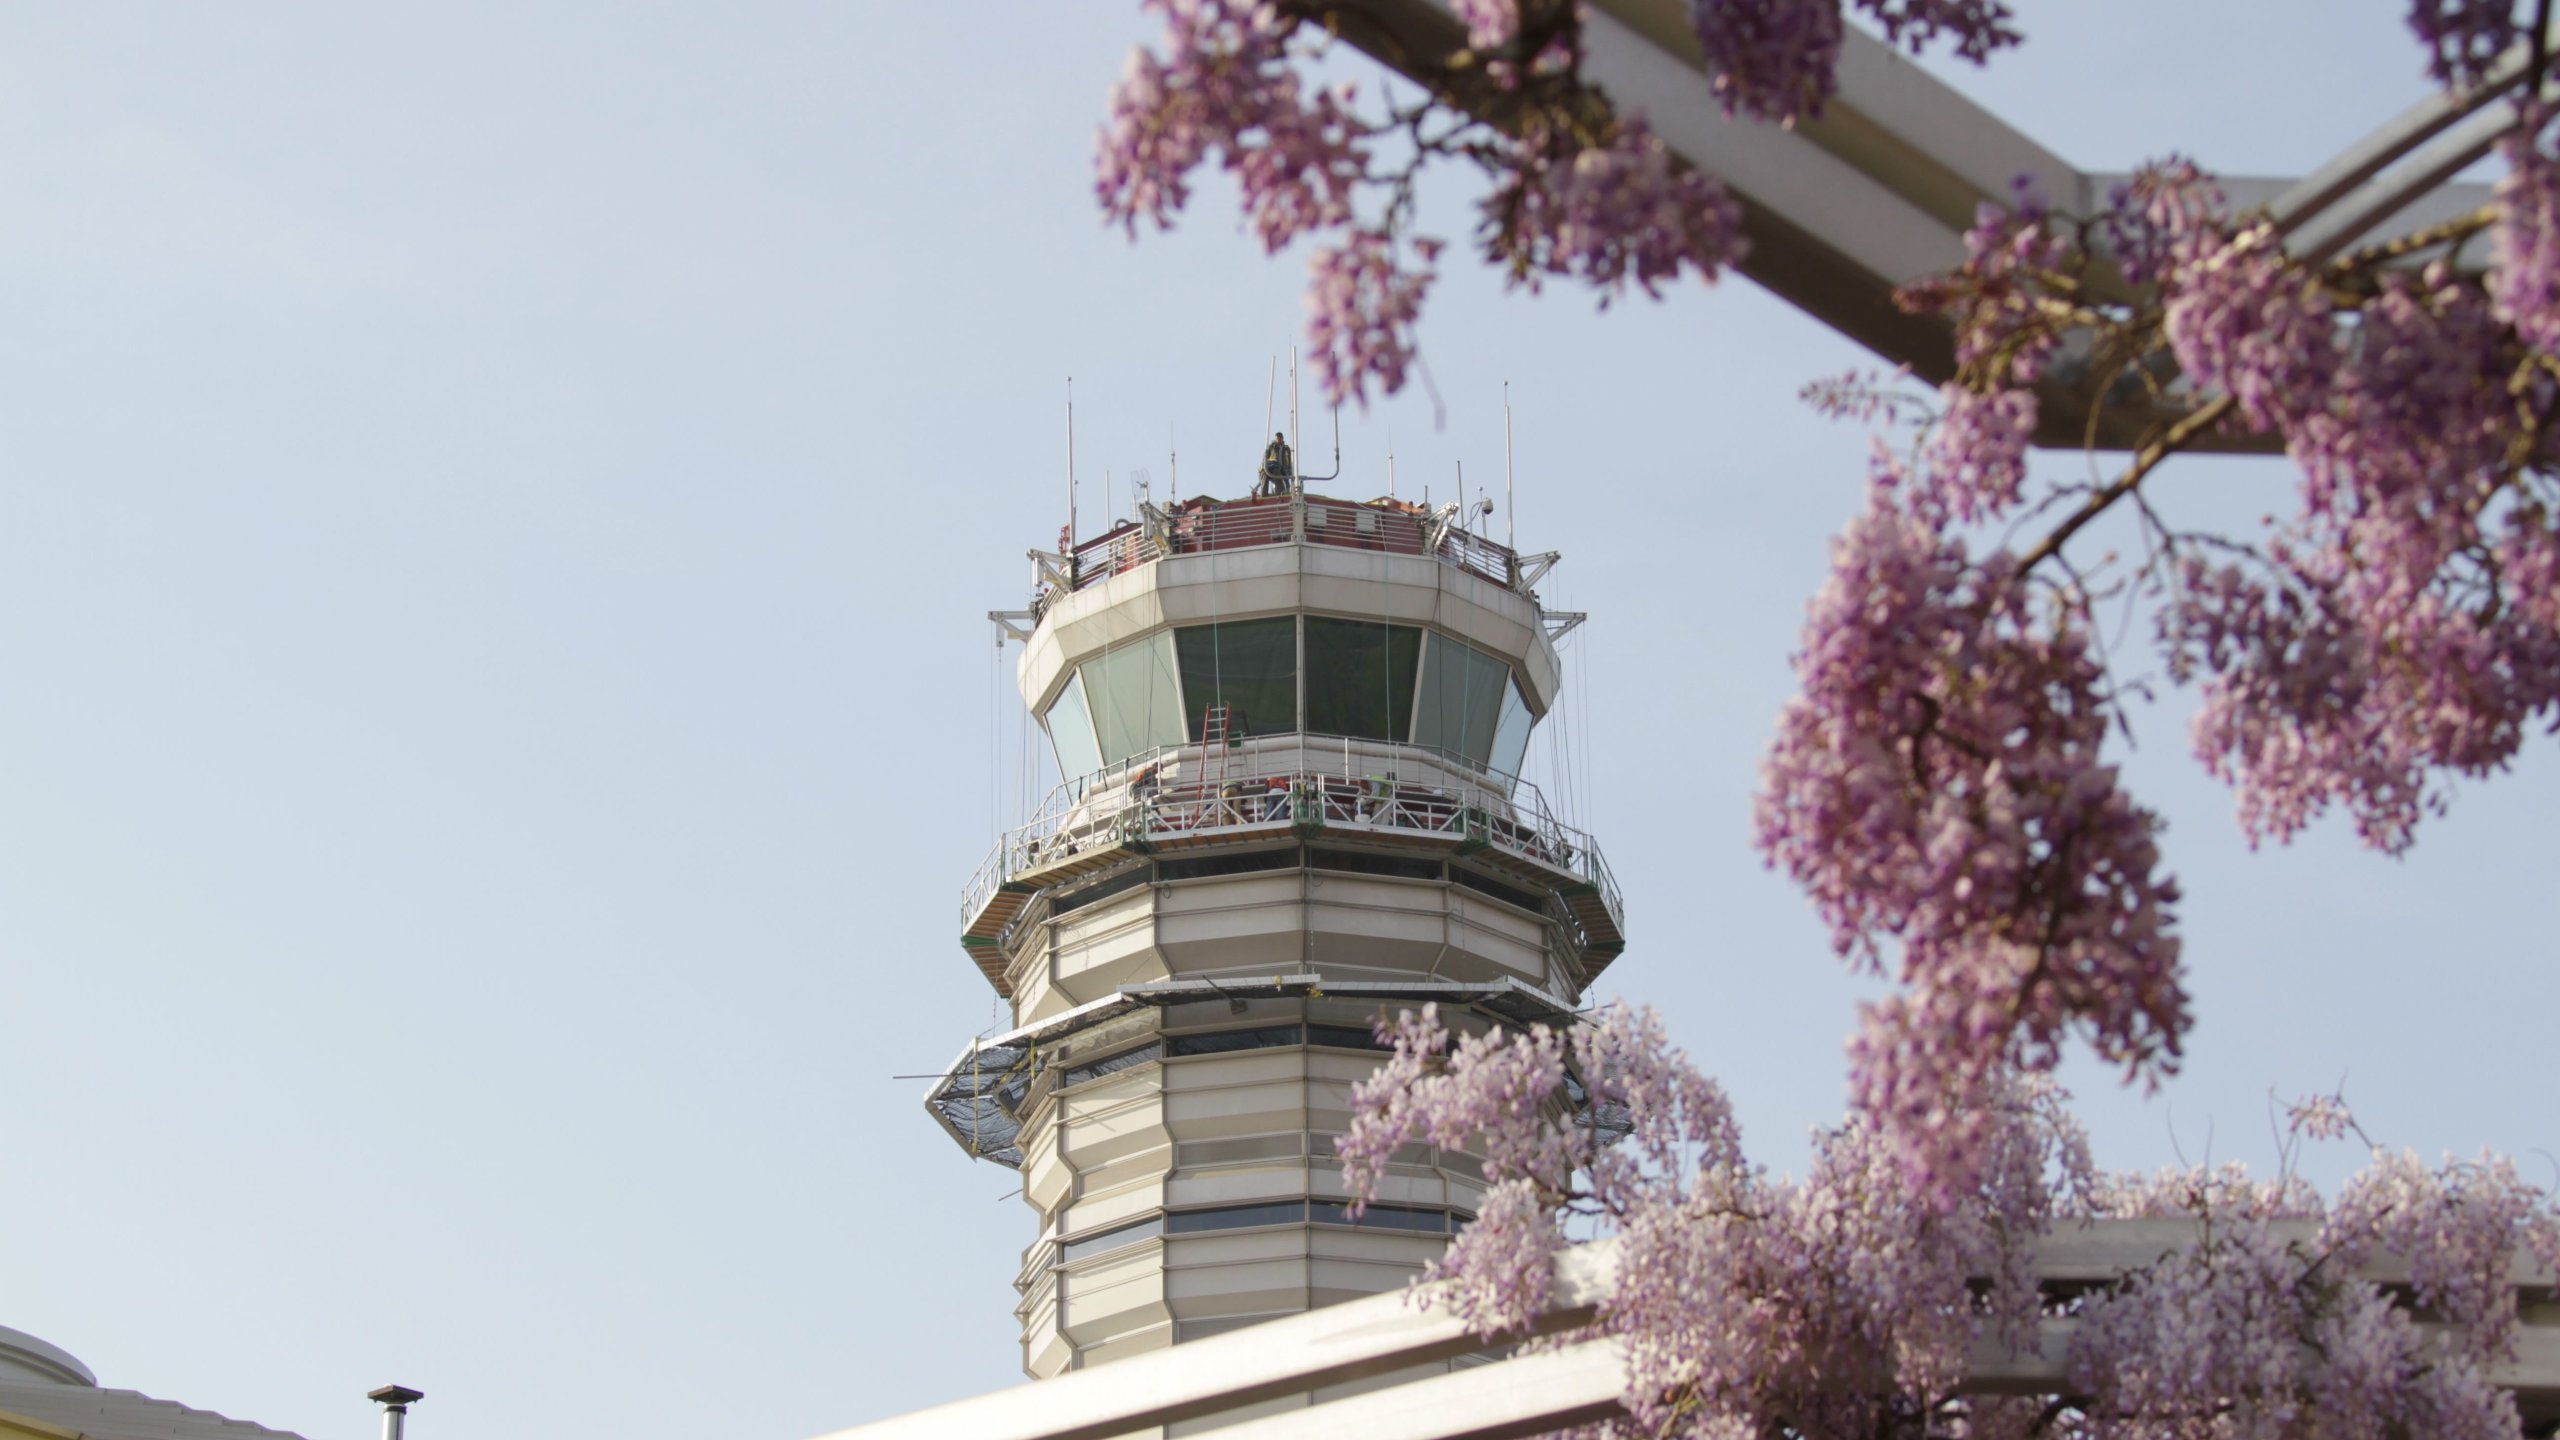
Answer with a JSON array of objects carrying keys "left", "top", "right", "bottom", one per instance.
[
  {"left": 1503, "top": 381, "right": 1515, "bottom": 552},
  {"left": 1065, "top": 376, "right": 1077, "bottom": 550},
  {"left": 1299, "top": 403, "right": 1344, "bottom": 484}
]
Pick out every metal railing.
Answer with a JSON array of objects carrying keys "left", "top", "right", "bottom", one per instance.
[
  {"left": 959, "top": 742, "right": 1621, "bottom": 948},
  {"left": 962, "top": 734, "right": 1494, "bottom": 927},
  {"left": 1044, "top": 495, "right": 1517, "bottom": 613}
]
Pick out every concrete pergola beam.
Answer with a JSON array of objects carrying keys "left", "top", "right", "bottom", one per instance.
[
  {"left": 819, "top": 1222, "right": 2560, "bottom": 1440},
  {"left": 1331, "top": 0, "right": 2533, "bottom": 453}
]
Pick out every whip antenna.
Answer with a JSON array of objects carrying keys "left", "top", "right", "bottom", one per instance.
[{"left": 1504, "top": 380, "right": 1516, "bottom": 551}]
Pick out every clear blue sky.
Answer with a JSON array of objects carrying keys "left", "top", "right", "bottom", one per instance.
[{"left": 2, "top": 6, "right": 2551, "bottom": 1439}]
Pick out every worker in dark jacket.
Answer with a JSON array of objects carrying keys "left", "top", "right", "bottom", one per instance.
[{"left": 1258, "top": 432, "right": 1294, "bottom": 497}]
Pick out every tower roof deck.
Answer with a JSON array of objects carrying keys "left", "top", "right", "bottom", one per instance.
[{"left": 1044, "top": 492, "right": 1528, "bottom": 618}]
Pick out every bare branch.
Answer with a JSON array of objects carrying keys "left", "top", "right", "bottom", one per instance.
[{"left": 2019, "top": 395, "right": 2239, "bottom": 573}]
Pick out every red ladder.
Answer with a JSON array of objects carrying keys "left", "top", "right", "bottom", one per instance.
[{"left": 1194, "top": 703, "right": 1234, "bottom": 824}]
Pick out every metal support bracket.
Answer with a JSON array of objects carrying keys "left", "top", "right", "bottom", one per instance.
[
  {"left": 1512, "top": 550, "right": 1560, "bottom": 594},
  {"left": 1028, "top": 550, "right": 1073, "bottom": 593}
]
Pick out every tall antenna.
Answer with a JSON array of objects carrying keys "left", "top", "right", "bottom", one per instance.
[
  {"left": 1290, "top": 347, "right": 1301, "bottom": 487},
  {"left": 1503, "top": 380, "right": 1516, "bottom": 551},
  {"left": 1387, "top": 424, "right": 1397, "bottom": 499},
  {"left": 1065, "top": 376, "right": 1077, "bottom": 550},
  {"left": 1170, "top": 422, "right": 1178, "bottom": 493}
]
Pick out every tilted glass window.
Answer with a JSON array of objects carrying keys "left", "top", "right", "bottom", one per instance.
[
  {"left": 1303, "top": 617, "right": 1420, "bottom": 741},
  {"left": 1060, "top": 1043, "right": 1162, "bottom": 1090},
  {"left": 1166, "top": 1201, "right": 1308, "bottom": 1234},
  {"left": 1413, "top": 634, "right": 1511, "bottom": 767},
  {"left": 1166, "top": 1025, "right": 1304, "bottom": 1056},
  {"left": 1046, "top": 670, "right": 1104, "bottom": 793},
  {"left": 1489, "top": 676, "right": 1535, "bottom": 781},
  {"left": 1175, "top": 618, "right": 1298, "bottom": 740},
  {"left": 1084, "top": 632, "right": 1186, "bottom": 765},
  {"left": 1308, "top": 1201, "right": 1451, "bottom": 1233},
  {"left": 1061, "top": 1215, "right": 1163, "bottom": 1264},
  {"left": 1158, "top": 1199, "right": 1469, "bottom": 1239},
  {"left": 1305, "top": 1023, "right": 1393, "bottom": 1052}
]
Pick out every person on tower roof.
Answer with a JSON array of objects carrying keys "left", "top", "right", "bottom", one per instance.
[{"left": 1257, "top": 432, "right": 1294, "bottom": 497}]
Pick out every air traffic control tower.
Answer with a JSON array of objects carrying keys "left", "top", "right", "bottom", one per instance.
[{"left": 925, "top": 451, "right": 1627, "bottom": 1385}]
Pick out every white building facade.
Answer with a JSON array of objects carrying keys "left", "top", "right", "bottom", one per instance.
[{"left": 0, "top": 1326, "right": 316, "bottom": 1440}]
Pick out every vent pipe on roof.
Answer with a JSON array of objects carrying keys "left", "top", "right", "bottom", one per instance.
[{"left": 369, "top": 1384, "right": 423, "bottom": 1440}]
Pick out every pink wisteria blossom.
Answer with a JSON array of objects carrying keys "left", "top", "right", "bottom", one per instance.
[
  {"left": 1346, "top": 1007, "right": 2558, "bottom": 1438},
  {"left": 1484, "top": 116, "right": 1746, "bottom": 301},
  {"left": 1096, "top": 0, "right": 1366, "bottom": 255},
  {"left": 2286, "top": 1089, "right": 2358, "bottom": 1142},
  {"left": 2407, "top": 0, "right": 2527, "bottom": 88},
  {"left": 1304, "top": 231, "right": 1435, "bottom": 406},
  {"left": 2102, "top": 155, "right": 2222, "bottom": 287},
  {"left": 1757, "top": 480, "right": 2185, "bottom": 1198},
  {"left": 1859, "top": 0, "right": 2020, "bottom": 63},
  {"left": 2162, "top": 250, "right": 2559, "bottom": 851},
  {"left": 1684, "top": 0, "right": 1846, "bottom": 124},
  {"left": 2158, "top": 220, "right": 2339, "bottom": 433},
  {"left": 1915, "top": 383, "right": 2036, "bottom": 524},
  {"left": 1101, "top": 0, "right": 2013, "bottom": 405},
  {"left": 1682, "top": 0, "right": 2019, "bottom": 125},
  {"left": 1798, "top": 368, "right": 1918, "bottom": 426},
  {"left": 1899, "top": 193, "right": 2070, "bottom": 383},
  {"left": 2493, "top": 111, "right": 2560, "bottom": 353},
  {"left": 1453, "top": 0, "right": 1521, "bottom": 52}
]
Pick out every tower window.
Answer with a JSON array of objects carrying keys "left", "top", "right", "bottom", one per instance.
[
  {"left": 1413, "top": 635, "right": 1512, "bottom": 767},
  {"left": 1174, "top": 618, "right": 1298, "bottom": 739},
  {"left": 1082, "top": 632, "right": 1186, "bottom": 765},
  {"left": 1302, "top": 617, "right": 1420, "bottom": 742},
  {"left": 1045, "top": 670, "right": 1104, "bottom": 792}
]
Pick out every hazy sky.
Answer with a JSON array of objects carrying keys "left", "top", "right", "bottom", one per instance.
[{"left": 3, "top": 6, "right": 2552, "bottom": 1440}]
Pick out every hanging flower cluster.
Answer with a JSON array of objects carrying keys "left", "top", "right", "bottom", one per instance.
[
  {"left": 1344, "top": 1007, "right": 2560, "bottom": 1439},
  {"left": 1758, "top": 478, "right": 2185, "bottom": 1200},
  {"left": 1097, "top": 0, "right": 2012, "bottom": 404}
]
